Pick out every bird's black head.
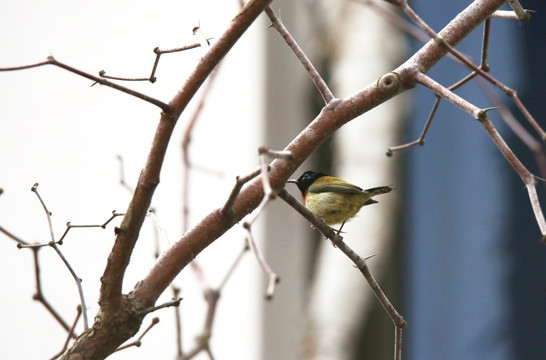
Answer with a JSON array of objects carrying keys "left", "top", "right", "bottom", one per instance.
[{"left": 289, "top": 171, "right": 326, "bottom": 193}]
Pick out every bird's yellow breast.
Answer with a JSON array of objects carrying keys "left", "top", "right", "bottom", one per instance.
[{"left": 305, "top": 191, "right": 370, "bottom": 225}]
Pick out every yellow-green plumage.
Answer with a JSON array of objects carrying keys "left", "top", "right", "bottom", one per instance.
[{"left": 288, "top": 171, "right": 392, "bottom": 226}]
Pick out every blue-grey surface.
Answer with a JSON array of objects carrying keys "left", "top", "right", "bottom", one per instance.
[{"left": 403, "top": 1, "right": 546, "bottom": 359}]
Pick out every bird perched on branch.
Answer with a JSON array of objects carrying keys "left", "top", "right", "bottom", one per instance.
[{"left": 287, "top": 171, "right": 393, "bottom": 232}]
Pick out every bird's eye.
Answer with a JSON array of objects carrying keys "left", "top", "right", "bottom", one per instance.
[{"left": 300, "top": 173, "right": 312, "bottom": 185}]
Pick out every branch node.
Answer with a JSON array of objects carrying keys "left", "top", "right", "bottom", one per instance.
[
  {"left": 326, "top": 98, "right": 342, "bottom": 111},
  {"left": 114, "top": 226, "right": 124, "bottom": 235},
  {"left": 507, "top": 0, "right": 531, "bottom": 21},
  {"left": 376, "top": 72, "right": 400, "bottom": 95},
  {"left": 476, "top": 107, "right": 497, "bottom": 121}
]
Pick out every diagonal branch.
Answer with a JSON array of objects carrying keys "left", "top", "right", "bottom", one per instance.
[
  {"left": 62, "top": 1, "right": 275, "bottom": 358},
  {"left": 414, "top": 71, "right": 546, "bottom": 238},
  {"left": 277, "top": 188, "right": 406, "bottom": 359},
  {"left": 132, "top": 0, "right": 510, "bottom": 308},
  {"left": 397, "top": 0, "right": 545, "bottom": 140},
  {"left": 264, "top": 6, "right": 335, "bottom": 104},
  {"left": 31, "top": 184, "right": 90, "bottom": 330},
  {"left": 0, "top": 57, "right": 169, "bottom": 111},
  {"left": 56, "top": 0, "right": 524, "bottom": 358},
  {"left": 99, "top": 0, "right": 275, "bottom": 314}
]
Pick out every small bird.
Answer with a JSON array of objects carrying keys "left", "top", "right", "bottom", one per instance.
[{"left": 287, "top": 171, "right": 393, "bottom": 232}]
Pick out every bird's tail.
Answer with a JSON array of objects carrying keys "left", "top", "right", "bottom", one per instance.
[{"left": 364, "top": 185, "right": 394, "bottom": 196}]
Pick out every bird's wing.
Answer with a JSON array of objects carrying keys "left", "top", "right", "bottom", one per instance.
[{"left": 308, "top": 179, "right": 363, "bottom": 194}]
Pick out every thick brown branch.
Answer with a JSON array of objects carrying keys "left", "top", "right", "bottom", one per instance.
[
  {"left": 133, "top": 0, "right": 508, "bottom": 307},
  {"left": 61, "top": 0, "right": 511, "bottom": 358},
  {"left": 62, "top": 1, "right": 274, "bottom": 359}
]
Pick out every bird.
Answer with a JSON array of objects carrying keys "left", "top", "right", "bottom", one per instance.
[{"left": 287, "top": 170, "right": 393, "bottom": 232}]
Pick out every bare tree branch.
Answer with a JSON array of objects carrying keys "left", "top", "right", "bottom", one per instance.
[
  {"left": 50, "top": 306, "right": 82, "bottom": 360},
  {"left": 31, "top": 184, "right": 90, "bottom": 330},
  {"left": 4, "top": 0, "right": 538, "bottom": 358},
  {"left": 131, "top": 0, "right": 513, "bottom": 322},
  {"left": 278, "top": 188, "right": 406, "bottom": 359},
  {"left": 62, "top": 1, "right": 275, "bottom": 358},
  {"left": 264, "top": 6, "right": 335, "bottom": 104},
  {"left": 0, "top": 57, "right": 169, "bottom": 110}
]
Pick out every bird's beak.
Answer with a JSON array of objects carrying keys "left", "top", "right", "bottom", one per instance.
[{"left": 286, "top": 179, "right": 297, "bottom": 184}]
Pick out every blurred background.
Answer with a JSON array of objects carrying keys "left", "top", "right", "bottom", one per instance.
[{"left": 0, "top": 0, "right": 545, "bottom": 359}]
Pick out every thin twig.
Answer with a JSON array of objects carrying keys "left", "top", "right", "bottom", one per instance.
[
  {"left": 394, "top": 325, "right": 403, "bottom": 360},
  {"left": 49, "top": 242, "right": 90, "bottom": 329},
  {"left": 479, "top": 116, "right": 546, "bottom": 239},
  {"left": 172, "top": 286, "right": 183, "bottom": 358},
  {"left": 221, "top": 167, "right": 262, "bottom": 216},
  {"left": 149, "top": 40, "right": 213, "bottom": 82},
  {"left": 476, "top": 77, "right": 546, "bottom": 179},
  {"left": 134, "top": 298, "right": 182, "bottom": 316},
  {"left": 386, "top": 96, "right": 438, "bottom": 156},
  {"left": 491, "top": 9, "right": 531, "bottom": 20},
  {"left": 257, "top": 150, "right": 273, "bottom": 197},
  {"left": 203, "top": 290, "right": 220, "bottom": 340},
  {"left": 30, "top": 248, "right": 76, "bottom": 336},
  {"left": 155, "top": 41, "right": 209, "bottom": 54},
  {"left": 0, "top": 57, "right": 169, "bottom": 111},
  {"left": 31, "top": 184, "right": 55, "bottom": 241},
  {"left": 192, "top": 26, "right": 212, "bottom": 54},
  {"left": 18, "top": 211, "right": 124, "bottom": 247},
  {"left": 58, "top": 212, "right": 124, "bottom": 244},
  {"left": 506, "top": 0, "right": 531, "bottom": 21},
  {"left": 356, "top": 0, "right": 428, "bottom": 43},
  {"left": 181, "top": 67, "right": 221, "bottom": 232},
  {"left": 99, "top": 39, "right": 213, "bottom": 83},
  {"left": 116, "top": 154, "right": 135, "bottom": 194},
  {"left": 480, "top": 18, "right": 491, "bottom": 71},
  {"left": 241, "top": 151, "right": 280, "bottom": 299},
  {"left": 244, "top": 223, "right": 279, "bottom": 299},
  {"left": 258, "top": 146, "right": 294, "bottom": 160},
  {"left": 397, "top": 1, "right": 545, "bottom": 140},
  {"left": 278, "top": 188, "right": 406, "bottom": 358},
  {"left": 98, "top": 70, "right": 150, "bottom": 82},
  {"left": 181, "top": 241, "right": 249, "bottom": 359},
  {"left": 237, "top": 148, "right": 294, "bottom": 298},
  {"left": 387, "top": 13, "right": 491, "bottom": 156},
  {"left": 102, "top": 210, "right": 125, "bottom": 228},
  {"left": 31, "top": 184, "right": 89, "bottom": 329},
  {"left": 114, "top": 318, "right": 160, "bottom": 351},
  {"left": 0, "top": 226, "right": 30, "bottom": 246},
  {"left": 178, "top": 55, "right": 222, "bottom": 286},
  {"left": 413, "top": 71, "right": 481, "bottom": 118},
  {"left": 218, "top": 239, "right": 250, "bottom": 290},
  {"left": 264, "top": 6, "right": 335, "bottom": 104},
  {"left": 49, "top": 306, "right": 82, "bottom": 360},
  {"left": 414, "top": 71, "right": 546, "bottom": 238}
]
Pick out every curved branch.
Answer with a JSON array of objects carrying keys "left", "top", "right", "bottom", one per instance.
[
  {"left": 60, "top": 0, "right": 514, "bottom": 358},
  {"left": 62, "top": 1, "right": 274, "bottom": 359},
  {"left": 133, "top": 0, "right": 508, "bottom": 308}
]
